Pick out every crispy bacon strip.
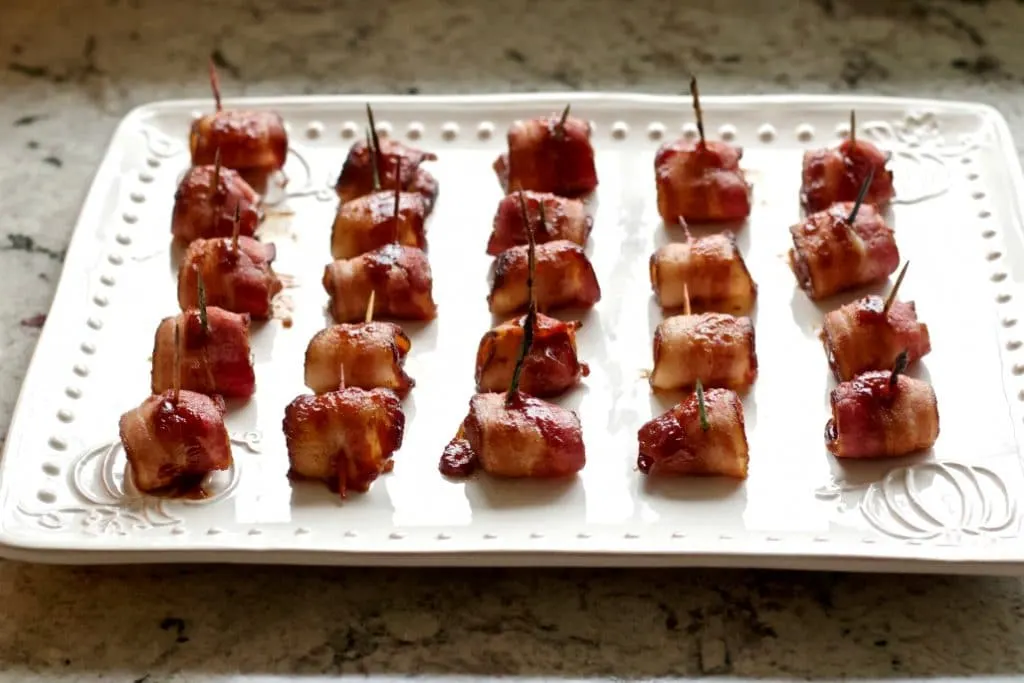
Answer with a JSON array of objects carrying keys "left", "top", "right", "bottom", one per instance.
[
  {"left": 440, "top": 392, "right": 585, "bottom": 478},
  {"left": 654, "top": 139, "right": 751, "bottom": 224},
  {"left": 119, "top": 390, "right": 232, "bottom": 494},
  {"left": 650, "top": 232, "right": 756, "bottom": 315},
  {"left": 637, "top": 387, "right": 749, "bottom": 478},
  {"left": 331, "top": 191, "right": 427, "bottom": 260},
  {"left": 789, "top": 202, "right": 899, "bottom": 300},
  {"left": 826, "top": 371, "right": 939, "bottom": 459},
  {"left": 475, "top": 313, "right": 588, "bottom": 397},
  {"left": 493, "top": 112, "right": 598, "bottom": 197},
  {"left": 177, "top": 236, "right": 282, "bottom": 319},
  {"left": 335, "top": 138, "right": 439, "bottom": 213},
  {"left": 283, "top": 388, "right": 405, "bottom": 496},
  {"left": 304, "top": 322, "right": 414, "bottom": 398},
  {"left": 488, "top": 240, "right": 601, "bottom": 316},
  {"left": 486, "top": 191, "right": 592, "bottom": 255},
  {"left": 821, "top": 296, "right": 931, "bottom": 382},
  {"left": 171, "top": 165, "right": 262, "bottom": 244},
  {"left": 190, "top": 110, "right": 288, "bottom": 173},
  {"left": 651, "top": 313, "right": 757, "bottom": 392},
  {"left": 801, "top": 139, "right": 895, "bottom": 214},
  {"left": 151, "top": 307, "right": 255, "bottom": 399},
  {"left": 322, "top": 244, "right": 437, "bottom": 323}
]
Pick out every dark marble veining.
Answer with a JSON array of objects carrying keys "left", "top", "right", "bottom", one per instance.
[{"left": 2, "top": 0, "right": 1024, "bottom": 679}]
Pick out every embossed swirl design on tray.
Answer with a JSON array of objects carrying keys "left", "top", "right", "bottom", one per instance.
[
  {"left": 17, "top": 432, "right": 260, "bottom": 535},
  {"left": 816, "top": 462, "right": 1019, "bottom": 541}
]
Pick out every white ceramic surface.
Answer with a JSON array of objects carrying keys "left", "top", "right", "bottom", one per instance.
[{"left": 1, "top": 93, "right": 1022, "bottom": 572}]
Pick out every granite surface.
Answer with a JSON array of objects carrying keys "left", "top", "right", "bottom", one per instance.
[{"left": 3, "top": 0, "right": 1024, "bottom": 680}]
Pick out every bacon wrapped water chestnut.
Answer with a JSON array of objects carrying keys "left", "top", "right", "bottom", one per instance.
[
  {"left": 331, "top": 180, "right": 428, "bottom": 260},
  {"left": 650, "top": 313, "right": 757, "bottom": 393},
  {"left": 655, "top": 77, "right": 750, "bottom": 225},
  {"left": 650, "top": 231, "right": 757, "bottom": 315},
  {"left": 171, "top": 159, "right": 262, "bottom": 244},
  {"left": 488, "top": 240, "right": 600, "bottom": 316},
  {"left": 323, "top": 244, "right": 437, "bottom": 323},
  {"left": 151, "top": 307, "right": 255, "bottom": 399},
  {"left": 486, "top": 191, "right": 591, "bottom": 255},
  {"left": 335, "top": 106, "right": 440, "bottom": 214},
  {"left": 304, "top": 321, "right": 414, "bottom": 398},
  {"left": 820, "top": 263, "right": 931, "bottom": 382},
  {"left": 637, "top": 382, "right": 749, "bottom": 479},
  {"left": 475, "top": 313, "right": 588, "bottom": 397},
  {"left": 492, "top": 105, "right": 598, "bottom": 197},
  {"left": 788, "top": 173, "right": 899, "bottom": 301},
  {"left": 283, "top": 387, "right": 405, "bottom": 497},
  {"left": 801, "top": 111, "right": 895, "bottom": 214},
  {"left": 119, "top": 389, "right": 232, "bottom": 494},
  {"left": 177, "top": 234, "right": 282, "bottom": 320},
  {"left": 189, "top": 62, "right": 287, "bottom": 189},
  {"left": 825, "top": 357, "right": 939, "bottom": 459}
]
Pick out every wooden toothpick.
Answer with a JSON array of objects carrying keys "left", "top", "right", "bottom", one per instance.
[
  {"left": 366, "top": 104, "right": 383, "bottom": 190},
  {"left": 883, "top": 261, "right": 910, "bottom": 314},
  {"left": 197, "top": 269, "right": 209, "bottom": 336},
  {"left": 695, "top": 378, "right": 709, "bottom": 432},
  {"left": 365, "top": 129, "right": 381, "bottom": 192},
  {"left": 889, "top": 349, "right": 909, "bottom": 389},
  {"left": 208, "top": 58, "right": 223, "bottom": 113},
  {"left": 392, "top": 157, "right": 402, "bottom": 228},
  {"left": 554, "top": 103, "right": 570, "bottom": 140},
  {"left": 365, "top": 290, "right": 376, "bottom": 324},
  {"left": 690, "top": 75, "right": 705, "bottom": 146},
  {"left": 847, "top": 166, "right": 876, "bottom": 224},
  {"left": 210, "top": 148, "right": 222, "bottom": 199},
  {"left": 172, "top": 318, "right": 182, "bottom": 403},
  {"left": 849, "top": 110, "right": 856, "bottom": 144},
  {"left": 683, "top": 283, "right": 692, "bottom": 316},
  {"left": 231, "top": 201, "right": 241, "bottom": 252}
]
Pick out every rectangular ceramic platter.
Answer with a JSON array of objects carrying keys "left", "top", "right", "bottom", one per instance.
[{"left": 3, "top": 93, "right": 1024, "bottom": 574}]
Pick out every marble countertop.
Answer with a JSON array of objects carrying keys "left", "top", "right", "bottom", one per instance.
[{"left": 3, "top": 0, "right": 1024, "bottom": 680}]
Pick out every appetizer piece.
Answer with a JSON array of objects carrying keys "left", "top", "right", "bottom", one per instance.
[
  {"left": 820, "top": 262, "right": 931, "bottom": 382},
  {"left": 486, "top": 190, "right": 591, "bottom": 255},
  {"left": 826, "top": 353, "right": 939, "bottom": 459},
  {"left": 283, "top": 386, "right": 405, "bottom": 497},
  {"left": 335, "top": 105, "right": 439, "bottom": 213},
  {"left": 151, "top": 300, "right": 255, "bottom": 399},
  {"left": 171, "top": 153, "right": 262, "bottom": 244},
  {"left": 488, "top": 240, "right": 600, "bottom": 316},
  {"left": 331, "top": 156, "right": 428, "bottom": 259},
  {"left": 650, "top": 290, "right": 757, "bottom": 392},
  {"left": 304, "top": 293, "right": 415, "bottom": 398},
  {"left": 177, "top": 210, "right": 282, "bottom": 319},
  {"left": 649, "top": 230, "right": 756, "bottom": 315},
  {"left": 441, "top": 210, "right": 586, "bottom": 479},
  {"left": 323, "top": 244, "right": 437, "bottom": 323},
  {"left": 789, "top": 171, "right": 900, "bottom": 301},
  {"left": 120, "top": 323, "right": 232, "bottom": 494},
  {"left": 637, "top": 380, "right": 749, "bottom": 479},
  {"left": 801, "top": 110, "right": 895, "bottom": 214},
  {"left": 189, "top": 61, "right": 287, "bottom": 185},
  {"left": 493, "top": 104, "right": 598, "bottom": 197},
  {"left": 655, "top": 77, "right": 751, "bottom": 225},
  {"left": 475, "top": 312, "right": 588, "bottom": 397}
]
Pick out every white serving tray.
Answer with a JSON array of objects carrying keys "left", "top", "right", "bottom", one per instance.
[{"left": 3, "top": 93, "right": 1024, "bottom": 573}]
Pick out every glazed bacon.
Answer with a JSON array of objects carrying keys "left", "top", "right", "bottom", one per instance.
[
  {"left": 650, "top": 313, "right": 757, "bottom": 392},
  {"left": 440, "top": 392, "right": 585, "bottom": 478},
  {"left": 283, "top": 387, "right": 405, "bottom": 496},
  {"left": 654, "top": 138, "right": 751, "bottom": 224},
  {"left": 650, "top": 232, "right": 757, "bottom": 315},
  {"left": 821, "top": 295, "right": 931, "bottom": 382},
  {"left": 801, "top": 136, "right": 895, "bottom": 214},
  {"left": 177, "top": 236, "right": 282, "bottom": 319},
  {"left": 119, "top": 390, "right": 232, "bottom": 494},
  {"left": 826, "top": 370, "right": 939, "bottom": 459},
  {"left": 335, "top": 137, "right": 439, "bottom": 214},
  {"left": 304, "top": 322, "right": 414, "bottom": 398},
  {"left": 475, "top": 313, "right": 588, "bottom": 397},
  {"left": 331, "top": 190, "right": 427, "bottom": 260},
  {"left": 637, "top": 387, "right": 749, "bottom": 479},
  {"left": 190, "top": 110, "right": 288, "bottom": 176},
  {"left": 789, "top": 202, "right": 899, "bottom": 300},
  {"left": 493, "top": 109, "right": 598, "bottom": 197},
  {"left": 486, "top": 191, "right": 592, "bottom": 255},
  {"left": 171, "top": 164, "right": 262, "bottom": 244},
  {"left": 151, "top": 307, "right": 255, "bottom": 399},
  {"left": 323, "top": 244, "right": 437, "bottom": 323},
  {"left": 488, "top": 240, "right": 601, "bottom": 316}
]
